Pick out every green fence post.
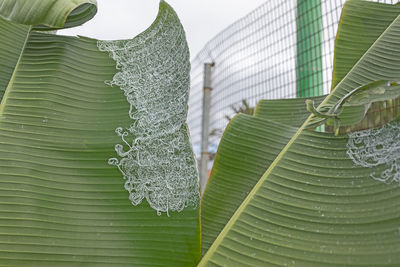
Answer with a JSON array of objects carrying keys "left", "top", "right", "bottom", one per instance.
[{"left": 296, "top": 0, "right": 323, "bottom": 97}]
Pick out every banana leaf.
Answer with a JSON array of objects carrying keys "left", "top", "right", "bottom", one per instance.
[
  {"left": 0, "top": 1, "right": 200, "bottom": 266},
  {"left": 0, "top": 0, "right": 97, "bottom": 30},
  {"left": 201, "top": 96, "right": 325, "bottom": 254},
  {"left": 331, "top": 0, "right": 400, "bottom": 89},
  {"left": 199, "top": 0, "right": 400, "bottom": 265},
  {"left": 254, "top": 95, "right": 326, "bottom": 127}
]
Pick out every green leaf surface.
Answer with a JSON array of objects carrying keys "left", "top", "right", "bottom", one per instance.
[
  {"left": 325, "top": 4, "right": 400, "bottom": 106},
  {"left": 343, "top": 82, "right": 400, "bottom": 107},
  {"left": 254, "top": 95, "right": 326, "bottom": 127},
  {"left": 201, "top": 96, "right": 325, "bottom": 255},
  {"left": 200, "top": 1, "right": 400, "bottom": 265},
  {"left": 0, "top": 0, "right": 97, "bottom": 30},
  {"left": 307, "top": 80, "right": 400, "bottom": 129},
  {"left": 0, "top": 18, "right": 29, "bottom": 101},
  {"left": 331, "top": 81, "right": 400, "bottom": 128},
  {"left": 331, "top": 0, "right": 400, "bottom": 89},
  {"left": 0, "top": 2, "right": 200, "bottom": 266},
  {"left": 201, "top": 127, "right": 400, "bottom": 266},
  {"left": 201, "top": 115, "right": 297, "bottom": 255}
]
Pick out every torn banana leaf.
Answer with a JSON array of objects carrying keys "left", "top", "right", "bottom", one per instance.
[
  {"left": 199, "top": 0, "right": 400, "bottom": 265},
  {"left": 0, "top": 1, "right": 200, "bottom": 266}
]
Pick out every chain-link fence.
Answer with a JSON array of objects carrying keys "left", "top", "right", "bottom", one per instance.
[{"left": 187, "top": 0, "right": 397, "bottom": 157}]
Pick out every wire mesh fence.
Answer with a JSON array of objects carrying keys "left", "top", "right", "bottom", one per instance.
[{"left": 187, "top": 0, "right": 397, "bottom": 157}]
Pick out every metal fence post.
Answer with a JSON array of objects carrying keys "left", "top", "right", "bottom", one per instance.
[
  {"left": 200, "top": 62, "right": 214, "bottom": 194},
  {"left": 296, "top": 0, "right": 323, "bottom": 97}
]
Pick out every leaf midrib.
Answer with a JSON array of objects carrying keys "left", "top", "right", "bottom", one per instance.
[{"left": 199, "top": 116, "right": 313, "bottom": 265}]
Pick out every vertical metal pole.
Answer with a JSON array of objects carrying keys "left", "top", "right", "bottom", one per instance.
[
  {"left": 296, "top": 0, "right": 323, "bottom": 97},
  {"left": 200, "top": 62, "right": 214, "bottom": 194}
]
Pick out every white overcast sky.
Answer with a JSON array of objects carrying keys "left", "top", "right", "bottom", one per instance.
[{"left": 59, "top": 0, "right": 266, "bottom": 59}]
